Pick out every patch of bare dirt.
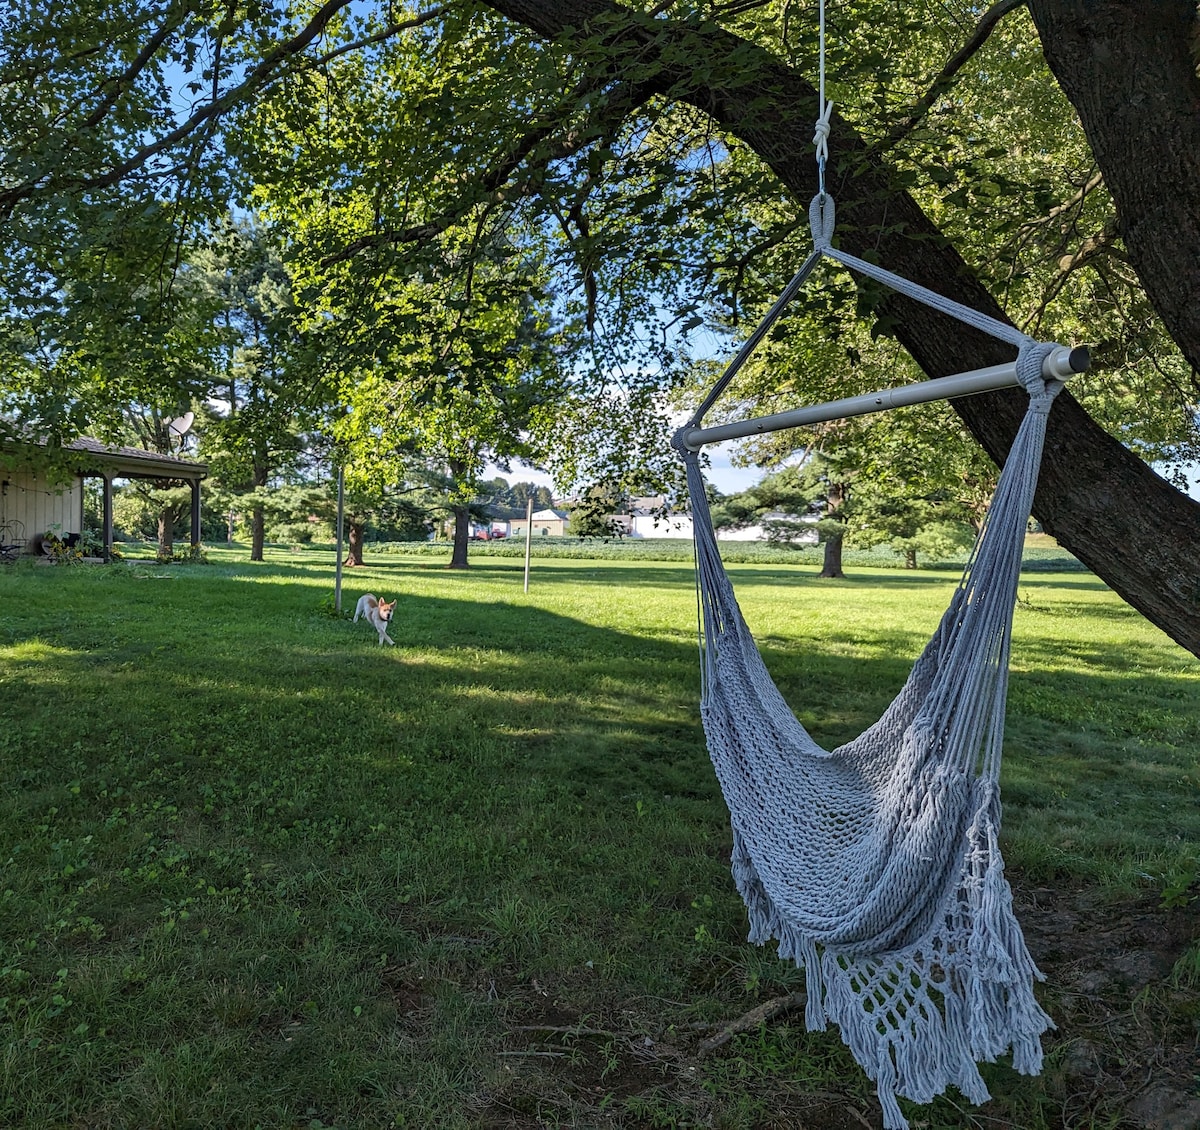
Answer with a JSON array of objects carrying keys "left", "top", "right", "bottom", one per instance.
[
  {"left": 390, "top": 887, "right": 1200, "bottom": 1128},
  {"left": 1013, "top": 881, "right": 1200, "bottom": 1130}
]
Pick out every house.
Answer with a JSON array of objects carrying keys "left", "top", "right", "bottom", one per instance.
[
  {"left": 605, "top": 494, "right": 688, "bottom": 539},
  {"left": 0, "top": 436, "right": 207, "bottom": 560},
  {"left": 614, "top": 499, "right": 817, "bottom": 543},
  {"left": 510, "top": 508, "right": 570, "bottom": 537},
  {"left": 629, "top": 512, "right": 694, "bottom": 539},
  {"left": 628, "top": 494, "right": 668, "bottom": 513}
]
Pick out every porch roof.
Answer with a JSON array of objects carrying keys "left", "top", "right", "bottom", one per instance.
[{"left": 65, "top": 436, "right": 207, "bottom": 481}]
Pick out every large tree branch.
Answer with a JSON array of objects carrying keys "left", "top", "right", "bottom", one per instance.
[
  {"left": 881, "top": 0, "right": 1027, "bottom": 150},
  {"left": 307, "top": 6, "right": 451, "bottom": 68},
  {"left": 478, "top": 0, "right": 1200, "bottom": 657},
  {"left": 0, "top": 0, "right": 393, "bottom": 218},
  {"left": 78, "top": 5, "right": 193, "bottom": 130},
  {"left": 319, "top": 75, "right": 655, "bottom": 267},
  {"left": 91, "top": 0, "right": 357, "bottom": 189}
]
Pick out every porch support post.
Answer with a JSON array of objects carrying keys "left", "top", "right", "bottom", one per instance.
[
  {"left": 190, "top": 477, "right": 202, "bottom": 548},
  {"left": 102, "top": 474, "right": 114, "bottom": 561}
]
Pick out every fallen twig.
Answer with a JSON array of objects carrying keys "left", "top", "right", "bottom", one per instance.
[{"left": 696, "top": 991, "right": 809, "bottom": 1058}]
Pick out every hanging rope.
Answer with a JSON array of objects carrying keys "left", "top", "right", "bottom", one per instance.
[
  {"left": 813, "top": 0, "right": 833, "bottom": 198},
  {"left": 685, "top": 193, "right": 1040, "bottom": 437}
]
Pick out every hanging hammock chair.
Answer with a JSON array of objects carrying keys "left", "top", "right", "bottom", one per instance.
[{"left": 674, "top": 194, "right": 1072, "bottom": 1129}]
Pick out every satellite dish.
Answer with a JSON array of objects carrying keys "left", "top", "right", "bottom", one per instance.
[{"left": 167, "top": 411, "right": 194, "bottom": 440}]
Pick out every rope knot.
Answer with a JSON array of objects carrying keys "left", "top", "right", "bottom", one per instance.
[
  {"left": 671, "top": 424, "right": 699, "bottom": 460},
  {"left": 1015, "top": 341, "right": 1061, "bottom": 415},
  {"left": 808, "top": 193, "right": 835, "bottom": 249},
  {"left": 812, "top": 99, "right": 833, "bottom": 162}
]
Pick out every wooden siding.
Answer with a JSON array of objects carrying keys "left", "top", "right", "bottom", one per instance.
[{"left": 1, "top": 470, "right": 82, "bottom": 545}]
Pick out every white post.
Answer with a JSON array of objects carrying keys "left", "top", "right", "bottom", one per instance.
[
  {"left": 523, "top": 497, "right": 533, "bottom": 593},
  {"left": 682, "top": 345, "right": 1089, "bottom": 451},
  {"left": 334, "top": 463, "right": 345, "bottom": 613}
]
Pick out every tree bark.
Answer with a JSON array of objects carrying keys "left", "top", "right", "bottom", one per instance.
[
  {"left": 250, "top": 455, "right": 268, "bottom": 562},
  {"left": 1027, "top": 0, "right": 1200, "bottom": 376},
  {"left": 819, "top": 482, "right": 846, "bottom": 578},
  {"left": 448, "top": 457, "right": 471, "bottom": 568},
  {"left": 449, "top": 504, "right": 471, "bottom": 568},
  {"left": 157, "top": 506, "right": 178, "bottom": 559},
  {"left": 819, "top": 531, "right": 844, "bottom": 578},
  {"left": 344, "top": 520, "right": 365, "bottom": 566},
  {"left": 480, "top": 0, "right": 1200, "bottom": 657},
  {"left": 251, "top": 506, "right": 265, "bottom": 561}
]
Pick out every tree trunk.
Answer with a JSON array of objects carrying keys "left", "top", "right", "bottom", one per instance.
[
  {"left": 1027, "top": 0, "right": 1200, "bottom": 377},
  {"left": 250, "top": 454, "right": 268, "bottom": 562},
  {"left": 818, "top": 482, "right": 846, "bottom": 578},
  {"left": 448, "top": 457, "right": 471, "bottom": 568},
  {"left": 481, "top": 0, "right": 1200, "bottom": 657},
  {"left": 251, "top": 507, "right": 265, "bottom": 561},
  {"left": 449, "top": 504, "right": 470, "bottom": 568},
  {"left": 904, "top": 548, "right": 917, "bottom": 570},
  {"left": 819, "top": 532, "right": 844, "bottom": 578},
  {"left": 157, "top": 507, "right": 177, "bottom": 559},
  {"left": 344, "top": 520, "right": 365, "bottom": 566}
]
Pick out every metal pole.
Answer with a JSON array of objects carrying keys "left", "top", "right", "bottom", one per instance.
[
  {"left": 335, "top": 464, "right": 345, "bottom": 613},
  {"left": 523, "top": 497, "right": 533, "bottom": 593},
  {"left": 682, "top": 345, "right": 1089, "bottom": 451}
]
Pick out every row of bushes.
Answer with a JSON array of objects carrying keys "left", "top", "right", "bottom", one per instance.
[{"left": 365, "top": 536, "right": 1086, "bottom": 571}]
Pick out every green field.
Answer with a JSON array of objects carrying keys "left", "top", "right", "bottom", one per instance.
[{"left": 1, "top": 547, "right": 1197, "bottom": 1129}]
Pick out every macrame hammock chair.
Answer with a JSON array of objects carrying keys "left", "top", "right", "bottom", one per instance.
[{"left": 674, "top": 178, "right": 1082, "bottom": 1126}]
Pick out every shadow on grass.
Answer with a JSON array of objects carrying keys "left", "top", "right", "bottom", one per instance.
[
  {"left": 3, "top": 569, "right": 1194, "bottom": 846},
  {"left": 1, "top": 562, "right": 1196, "bottom": 1128}
]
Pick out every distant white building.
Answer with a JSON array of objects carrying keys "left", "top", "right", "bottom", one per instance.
[
  {"left": 720, "top": 513, "right": 819, "bottom": 544},
  {"left": 629, "top": 512, "right": 693, "bottom": 539},
  {"left": 623, "top": 510, "right": 817, "bottom": 543}
]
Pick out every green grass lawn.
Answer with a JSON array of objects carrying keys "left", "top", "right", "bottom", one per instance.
[{"left": 1, "top": 547, "right": 1197, "bottom": 1129}]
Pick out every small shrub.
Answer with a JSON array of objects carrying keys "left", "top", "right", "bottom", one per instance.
[
  {"left": 155, "top": 544, "right": 209, "bottom": 565},
  {"left": 78, "top": 529, "right": 111, "bottom": 558},
  {"left": 1159, "top": 857, "right": 1198, "bottom": 909},
  {"left": 41, "top": 534, "right": 85, "bottom": 566},
  {"left": 317, "top": 593, "right": 352, "bottom": 619}
]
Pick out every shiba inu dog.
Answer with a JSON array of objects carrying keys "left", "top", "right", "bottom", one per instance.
[{"left": 353, "top": 594, "right": 397, "bottom": 646}]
